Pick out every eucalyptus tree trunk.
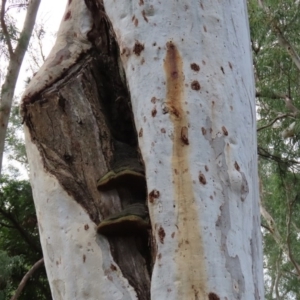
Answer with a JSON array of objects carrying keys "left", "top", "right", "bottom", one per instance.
[{"left": 22, "top": 0, "right": 264, "bottom": 299}]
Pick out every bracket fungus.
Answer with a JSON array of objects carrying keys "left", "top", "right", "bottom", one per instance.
[
  {"left": 97, "top": 159, "right": 146, "bottom": 192},
  {"left": 97, "top": 203, "right": 150, "bottom": 236}
]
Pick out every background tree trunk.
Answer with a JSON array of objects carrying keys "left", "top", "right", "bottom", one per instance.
[
  {"left": 0, "top": 0, "right": 41, "bottom": 176},
  {"left": 22, "top": 0, "right": 264, "bottom": 299}
]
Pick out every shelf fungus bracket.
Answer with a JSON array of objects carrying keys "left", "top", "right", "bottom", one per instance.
[
  {"left": 97, "top": 203, "right": 150, "bottom": 236},
  {"left": 97, "top": 163, "right": 145, "bottom": 191}
]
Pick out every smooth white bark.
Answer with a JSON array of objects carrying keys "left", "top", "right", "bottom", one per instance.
[{"left": 104, "top": 0, "right": 263, "bottom": 299}]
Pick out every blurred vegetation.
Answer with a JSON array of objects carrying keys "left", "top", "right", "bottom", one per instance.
[{"left": 249, "top": 0, "right": 300, "bottom": 298}]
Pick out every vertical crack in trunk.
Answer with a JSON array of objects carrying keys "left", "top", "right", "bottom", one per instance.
[{"left": 24, "top": 1, "right": 152, "bottom": 298}]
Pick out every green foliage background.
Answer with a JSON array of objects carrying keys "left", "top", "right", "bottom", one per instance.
[
  {"left": 249, "top": 0, "right": 300, "bottom": 298},
  {"left": 0, "top": 177, "right": 51, "bottom": 299}
]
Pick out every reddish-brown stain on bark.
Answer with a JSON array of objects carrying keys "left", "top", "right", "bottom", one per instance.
[
  {"left": 142, "top": 10, "right": 148, "bottom": 22},
  {"left": 151, "top": 97, "right": 157, "bottom": 103},
  {"left": 208, "top": 292, "right": 220, "bottom": 300},
  {"left": 149, "top": 189, "right": 160, "bottom": 203},
  {"left": 152, "top": 107, "right": 157, "bottom": 117},
  {"left": 199, "top": 172, "right": 207, "bottom": 185},
  {"left": 64, "top": 11, "right": 72, "bottom": 21},
  {"left": 190, "top": 63, "right": 200, "bottom": 71},
  {"left": 133, "top": 42, "right": 144, "bottom": 56},
  {"left": 164, "top": 41, "right": 207, "bottom": 297},
  {"left": 234, "top": 161, "right": 240, "bottom": 171},
  {"left": 191, "top": 80, "right": 201, "bottom": 91},
  {"left": 158, "top": 226, "right": 165, "bottom": 243},
  {"left": 139, "top": 128, "right": 143, "bottom": 137},
  {"left": 181, "top": 126, "right": 189, "bottom": 145},
  {"left": 222, "top": 126, "right": 228, "bottom": 136}
]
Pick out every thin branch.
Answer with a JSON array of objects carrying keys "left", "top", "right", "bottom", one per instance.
[
  {"left": 261, "top": 222, "right": 272, "bottom": 232},
  {"left": 272, "top": 23, "right": 300, "bottom": 71},
  {"left": 283, "top": 96, "right": 299, "bottom": 116},
  {"left": 256, "top": 92, "right": 300, "bottom": 115},
  {"left": 261, "top": 201, "right": 300, "bottom": 281},
  {"left": 0, "top": 220, "right": 15, "bottom": 228},
  {"left": 260, "top": 204, "right": 283, "bottom": 246},
  {"left": 269, "top": 273, "right": 276, "bottom": 300},
  {"left": 285, "top": 191, "right": 300, "bottom": 276},
  {"left": 6, "top": 4, "right": 27, "bottom": 12},
  {"left": 258, "top": 146, "right": 300, "bottom": 166},
  {"left": 0, "top": 207, "right": 41, "bottom": 254},
  {"left": 0, "top": 0, "right": 14, "bottom": 57},
  {"left": 256, "top": 91, "right": 286, "bottom": 100},
  {"left": 292, "top": 222, "right": 300, "bottom": 234},
  {"left": 0, "top": 0, "right": 41, "bottom": 177},
  {"left": 275, "top": 251, "right": 283, "bottom": 300},
  {"left": 10, "top": 258, "right": 44, "bottom": 300},
  {"left": 13, "top": 0, "right": 41, "bottom": 59},
  {"left": 258, "top": 0, "right": 300, "bottom": 71},
  {"left": 257, "top": 113, "right": 291, "bottom": 132},
  {"left": 35, "top": 27, "right": 46, "bottom": 62}
]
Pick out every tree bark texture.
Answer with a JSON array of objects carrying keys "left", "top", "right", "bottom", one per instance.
[
  {"left": 22, "top": 0, "right": 264, "bottom": 299},
  {"left": 25, "top": 51, "right": 151, "bottom": 296}
]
